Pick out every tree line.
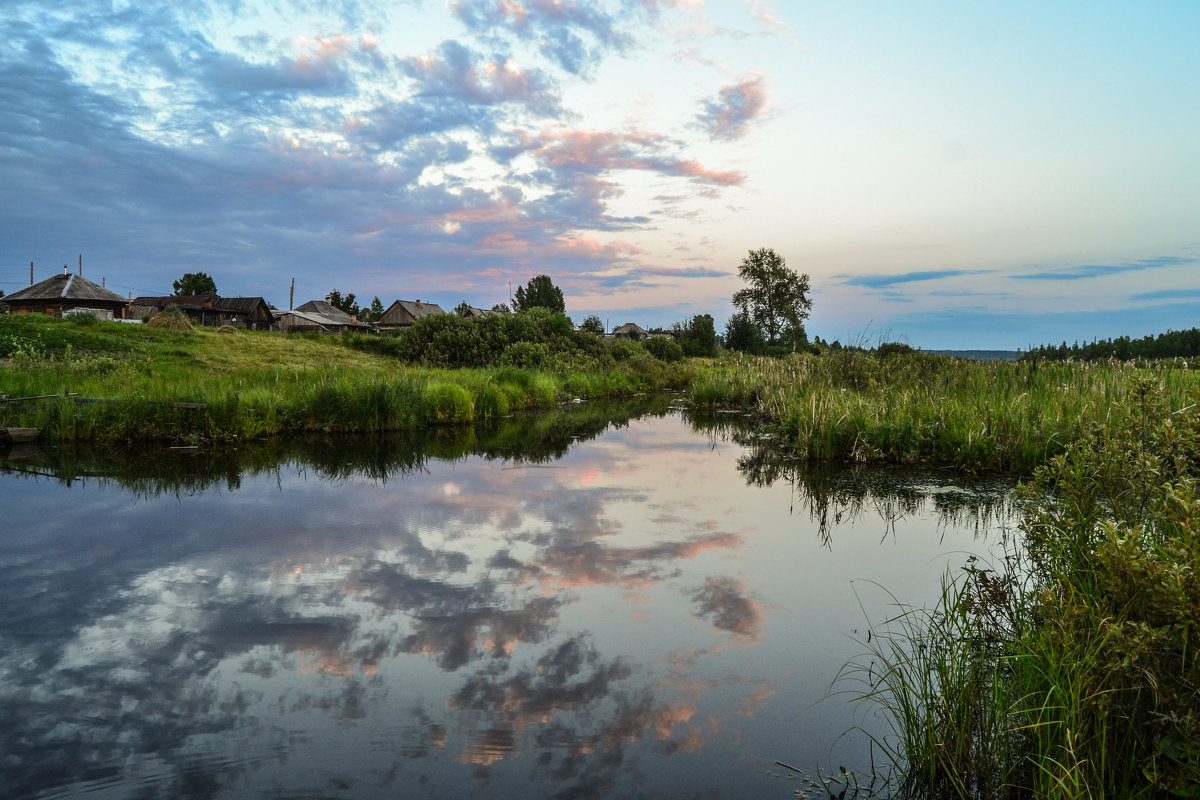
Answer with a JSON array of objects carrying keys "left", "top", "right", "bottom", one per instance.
[
  {"left": 1023, "top": 328, "right": 1200, "bottom": 362},
  {"left": 168, "top": 249, "right": 814, "bottom": 358}
]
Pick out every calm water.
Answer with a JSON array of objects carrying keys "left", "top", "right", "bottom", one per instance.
[{"left": 0, "top": 400, "right": 1016, "bottom": 799}]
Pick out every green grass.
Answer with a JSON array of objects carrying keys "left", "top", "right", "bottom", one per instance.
[{"left": 0, "top": 314, "right": 688, "bottom": 443}]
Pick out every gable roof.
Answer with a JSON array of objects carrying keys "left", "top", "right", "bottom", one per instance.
[
  {"left": 295, "top": 299, "right": 354, "bottom": 324},
  {"left": 275, "top": 309, "right": 335, "bottom": 332},
  {"left": 611, "top": 322, "right": 649, "bottom": 336},
  {"left": 6, "top": 273, "right": 127, "bottom": 306}
]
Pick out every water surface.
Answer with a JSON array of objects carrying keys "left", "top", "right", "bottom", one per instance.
[{"left": 0, "top": 401, "right": 1016, "bottom": 799}]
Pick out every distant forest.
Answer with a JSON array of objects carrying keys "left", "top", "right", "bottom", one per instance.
[{"left": 1022, "top": 327, "right": 1200, "bottom": 362}]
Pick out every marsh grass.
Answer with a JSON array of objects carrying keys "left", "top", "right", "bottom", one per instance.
[
  {"left": 844, "top": 379, "right": 1200, "bottom": 798},
  {"left": 691, "top": 351, "right": 1197, "bottom": 472}
]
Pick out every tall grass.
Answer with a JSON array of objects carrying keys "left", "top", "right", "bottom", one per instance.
[
  {"left": 846, "top": 379, "right": 1200, "bottom": 798},
  {"left": 690, "top": 351, "right": 1197, "bottom": 472}
]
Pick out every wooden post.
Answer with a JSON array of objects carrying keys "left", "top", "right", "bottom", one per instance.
[
  {"left": 289, "top": 277, "right": 294, "bottom": 310},
  {"left": 30, "top": 262, "right": 33, "bottom": 285},
  {"left": 78, "top": 254, "right": 82, "bottom": 275}
]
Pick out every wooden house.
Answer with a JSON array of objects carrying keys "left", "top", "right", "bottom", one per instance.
[
  {"left": 276, "top": 300, "right": 373, "bottom": 333},
  {"left": 377, "top": 299, "right": 446, "bottom": 330},
  {"left": 3, "top": 268, "right": 129, "bottom": 319}
]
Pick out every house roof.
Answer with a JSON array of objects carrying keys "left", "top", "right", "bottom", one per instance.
[
  {"left": 280, "top": 306, "right": 371, "bottom": 330},
  {"left": 611, "top": 322, "right": 649, "bottom": 335},
  {"left": 6, "top": 273, "right": 127, "bottom": 305},
  {"left": 131, "top": 295, "right": 271, "bottom": 316},
  {"left": 295, "top": 299, "right": 354, "bottom": 324},
  {"left": 131, "top": 295, "right": 217, "bottom": 310},
  {"left": 275, "top": 309, "right": 334, "bottom": 331},
  {"left": 218, "top": 296, "right": 272, "bottom": 316}
]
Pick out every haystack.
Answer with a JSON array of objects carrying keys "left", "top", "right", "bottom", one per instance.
[
  {"left": 146, "top": 306, "right": 194, "bottom": 331},
  {"left": 217, "top": 324, "right": 239, "bottom": 334}
]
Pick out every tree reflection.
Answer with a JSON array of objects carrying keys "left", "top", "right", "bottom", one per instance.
[{"left": 690, "top": 414, "right": 1019, "bottom": 546}]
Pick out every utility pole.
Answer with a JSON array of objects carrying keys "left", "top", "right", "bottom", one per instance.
[
  {"left": 78, "top": 254, "right": 82, "bottom": 276},
  {"left": 289, "top": 277, "right": 294, "bottom": 310},
  {"left": 30, "top": 262, "right": 33, "bottom": 285}
]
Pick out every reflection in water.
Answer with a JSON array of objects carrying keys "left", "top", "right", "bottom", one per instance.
[
  {"left": 693, "top": 415, "right": 1018, "bottom": 545},
  {"left": 0, "top": 398, "right": 1016, "bottom": 799}
]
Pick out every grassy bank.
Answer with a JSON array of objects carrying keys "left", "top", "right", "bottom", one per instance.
[
  {"left": 0, "top": 314, "right": 690, "bottom": 443},
  {"left": 848, "top": 379, "right": 1200, "bottom": 798},
  {"left": 689, "top": 350, "right": 1197, "bottom": 472}
]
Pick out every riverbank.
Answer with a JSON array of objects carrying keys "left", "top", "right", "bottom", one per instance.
[{"left": 0, "top": 314, "right": 690, "bottom": 443}]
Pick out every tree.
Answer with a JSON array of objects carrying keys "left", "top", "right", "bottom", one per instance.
[
  {"left": 723, "top": 311, "right": 765, "bottom": 354},
  {"left": 514, "top": 274, "right": 565, "bottom": 313},
  {"left": 491, "top": 303, "right": 512, "bottom": 314},
  {"left": 173, "top": 271, "right": 217, "bottom": 296},
  {"left": 579, "top": 315, "right": 605, "bottom": 335},
  {"left": 731, "top": 248, "right": 812, "bottom": 350},
  {"left": 673, "top": 314, "right": 718, "bottom": 357},
  {"left": 327, "top": 289, "right": 360, "bottom": 318},
  {"left": 365, "top": 296, "right": 384, "bottom": 323}
]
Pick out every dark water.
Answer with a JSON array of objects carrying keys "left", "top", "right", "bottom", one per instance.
[{"left": 0, "top": 398, "right": 1016, "bottom": 799}]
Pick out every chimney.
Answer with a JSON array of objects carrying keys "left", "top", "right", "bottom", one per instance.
[
  {"left": 63, "top": 264, "right": 68, "bottom": 275},
  {"left": 416, "top": 299, "right": 421, "bottom": 306}
]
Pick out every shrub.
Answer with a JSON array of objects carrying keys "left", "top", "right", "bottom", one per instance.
[
  {"left": 500, "top": 341, "right": 549, "bottom": 369},
  {"left": 644, "top": 336, "right": 684, "bottom": 363}
]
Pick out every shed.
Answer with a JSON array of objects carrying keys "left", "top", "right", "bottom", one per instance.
[{"left": 4, "top": 269, "right": 129, "bottom": 319}]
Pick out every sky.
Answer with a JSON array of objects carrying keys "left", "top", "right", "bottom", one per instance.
[{"left": 1, "top": 0, "right": 1197, "bottom": 351}]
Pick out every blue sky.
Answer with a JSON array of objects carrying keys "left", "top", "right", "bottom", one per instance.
[{"left": 2, "top": 0, "right": 1197, "bottom": 350}]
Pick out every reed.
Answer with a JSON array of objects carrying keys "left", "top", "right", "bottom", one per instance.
[{"left": 690, "top": 351, "right": 1197, "bottom": 473}]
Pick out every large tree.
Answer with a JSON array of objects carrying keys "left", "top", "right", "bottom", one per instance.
[
  {"left": 172, "top": 271, "right": 217, "bottom": 296},
  {"left": 514, "top": 274, "right": 565, "bottom": 313},
  {"left": 731, "top": 248, "right": 812, "bottom": 350}
]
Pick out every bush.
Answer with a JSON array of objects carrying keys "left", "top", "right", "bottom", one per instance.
[
  {"left": 500, "top": 341, "right": 549, "bottom": 369},
  {"left": 644, "top": 336, "right": 684, "bottom": 362}
]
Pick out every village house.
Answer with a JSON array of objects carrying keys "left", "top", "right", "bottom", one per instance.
[
  {"left": 275, "top": 300, "right": 373, "bottom": 334},
  {"left": 129, "top": 295, "right": 274, "bottom": 330},
  {"left": 376, "top": 299, "right": 445, "bottom": 330},
  {"left": 610, "top": 322, "right": 651, "bottom": 340},
  {"left": 3, "top": 268, "right": 130, "bottom": 319}
]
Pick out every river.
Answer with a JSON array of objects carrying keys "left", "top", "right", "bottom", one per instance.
[{"left": 0, "top": 397, "right": 1016, "bottom": 799}]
